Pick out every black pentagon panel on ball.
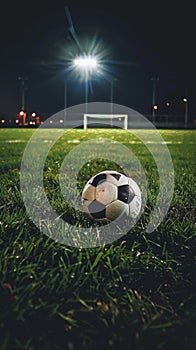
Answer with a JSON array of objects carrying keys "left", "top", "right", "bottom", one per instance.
[
  {"left": 88, "top": 200, "right": 106, "bottom": 219},
  {"left": 91, "top": 173, "right": 107, "bottom": 187},
  {"left": 110, "top": 173, "right": 121, "bottom": 181},
  {"left": 118, "top": 185, "right": 135, "bottom": 204}
]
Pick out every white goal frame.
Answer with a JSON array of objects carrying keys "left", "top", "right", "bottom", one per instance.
[{"left": 83, "top": 114, "right": 128, "bottom": 130}]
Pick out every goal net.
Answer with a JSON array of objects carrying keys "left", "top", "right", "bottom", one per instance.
[{"left": 83, "top": 114, "right": 128, "bottom": 129}]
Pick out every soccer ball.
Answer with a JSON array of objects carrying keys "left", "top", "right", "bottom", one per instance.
[{"left": 81, "top": 170, "right": 142, "bottom": 223}]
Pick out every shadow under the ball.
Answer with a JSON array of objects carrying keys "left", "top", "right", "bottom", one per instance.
[
  {"left": 60, "top": 209, "right": 130, "bottom": 229},
  {"left": 57, "top": 209, "right": 138, "bottom": 247},
  {"left": 60, "top": 209, "right": 109, "bottom": 228}
]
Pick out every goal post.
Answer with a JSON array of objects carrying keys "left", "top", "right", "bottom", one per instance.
[{"left": 83, "top": 114, "right": 128, "bottom": 129}]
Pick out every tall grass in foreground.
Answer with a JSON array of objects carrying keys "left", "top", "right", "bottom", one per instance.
[{"left": 0, "top": 129, "right": 195, "bottom": 350}]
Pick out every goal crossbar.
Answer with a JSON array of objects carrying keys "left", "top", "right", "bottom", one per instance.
[{"left": 83, "top": 114, "right": 128, "bottom": 129}]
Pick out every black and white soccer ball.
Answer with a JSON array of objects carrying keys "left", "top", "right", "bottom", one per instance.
[{"left": 81, "top": 170, "right": 142, "bottom": 223}]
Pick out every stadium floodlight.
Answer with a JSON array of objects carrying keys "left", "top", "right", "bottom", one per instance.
[
  {"left": 74, "top": 56, "right": 97, "bottom": 70},
  {"left": 182, "top": 97, "right": 188, "bottom": 103}
]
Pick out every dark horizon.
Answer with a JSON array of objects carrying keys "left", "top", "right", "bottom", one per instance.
[{"left": 0, "top": 0, "right": 195, "bottom": 119}]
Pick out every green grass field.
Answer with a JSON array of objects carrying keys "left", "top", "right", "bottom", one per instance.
[{"left": 0, "top": 128, "right": 195, "bottom": 350}]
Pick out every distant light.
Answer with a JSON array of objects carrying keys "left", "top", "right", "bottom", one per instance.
[
  {"left": 31, "top": 112, "right": 36, "bottom": 117},
  {"left": 50, "top": 120, "right": 53, "bottom": 124},
  {"left": 15, "top": 119, "right": 19, "bottom": 124},
  {"left": 182, "top": 97, "right": 188, "bottom": 103},
  {"left": 59, "top": 119, "right": 64, "bottom": 124},
  {"left": 1, "top": 119, "right": 5, "bottom": 123},
  {"left": 165, "top": 101, "right": 171, "bottom": 107},
  {"left": 74, "top": 56, "right": 97, "bottom": 69},
  {"left": 153, "top": 105, "right": 158, "bottom": 110}
]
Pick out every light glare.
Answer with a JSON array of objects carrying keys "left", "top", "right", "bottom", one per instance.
[{"left": 74, "top": 56, "right": 97, "bottom": 69}]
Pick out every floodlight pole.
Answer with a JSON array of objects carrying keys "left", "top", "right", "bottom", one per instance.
[
  {"left": 110, "top": 79, "right": 114, "bottom": 114},
  {"left": 151, "top": 77, "right": 159, "bottom": 123},
  {"left": 183, "top": 97, "right": 188, "bottom": 128},
  {"left": 110, "top": 78, "right": 118, "bottom": 114},
  {"left": 85, "top": 73, "right": 88, "bottom": 113},
  {"left": 18, "top": 76, "right": 27, "bottom": 110},
  {"left": 185, "top": 102, "right": 188, "bottom": 129},
  {"left": 63, "top": 78, "right": 68, "bottom": 123}
]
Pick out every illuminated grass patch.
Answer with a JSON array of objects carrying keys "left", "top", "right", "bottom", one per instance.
[{"left": 0, "top": 128, "right": 195, "bottom": 350}]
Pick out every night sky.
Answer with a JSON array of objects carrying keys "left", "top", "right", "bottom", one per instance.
[{"left": 0, "top": 0, "right": 195, "bottom": 118}]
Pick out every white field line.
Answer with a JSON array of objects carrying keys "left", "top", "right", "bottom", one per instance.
[{"left": 3, "top": 140, "right": 195, "bottom": 145}]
